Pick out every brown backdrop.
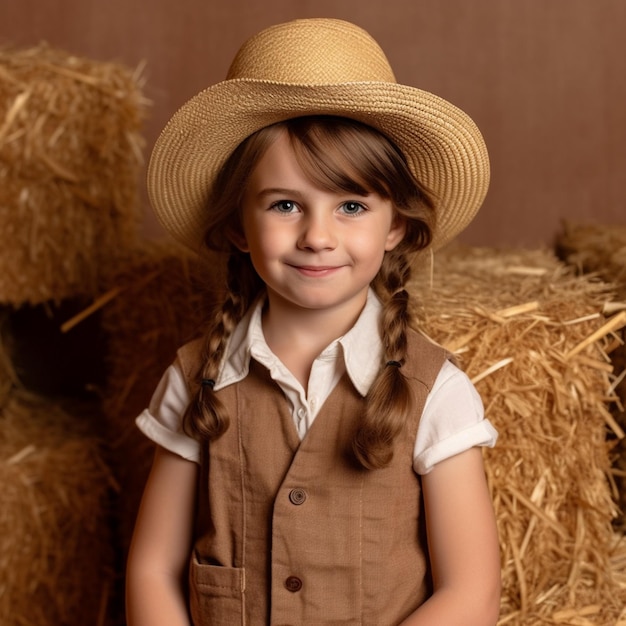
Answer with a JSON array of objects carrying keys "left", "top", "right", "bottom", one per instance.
[{"left": 2, "top": 0, "right": 625, "bottom": 247}]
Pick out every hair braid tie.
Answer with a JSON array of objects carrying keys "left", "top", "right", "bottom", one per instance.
[
  {"left": 386, "top": 360, "right": 402, "bottom": 368},
  {"left": 197, "top": 377, "right": 216, "bottom": 406}
]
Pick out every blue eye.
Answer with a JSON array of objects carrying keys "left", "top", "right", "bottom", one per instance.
[{"left": 341, "top": 202, "right": 365, "bottom": 216}]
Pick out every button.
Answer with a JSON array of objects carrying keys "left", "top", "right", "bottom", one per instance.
[
  {"left": 297, "top": 407, "right": 306, "bottom": 420},
  {"left": 285, "top": 576, "right": 302, "bottom": 592},
  {"left": 288, "top": 488, "right": 307, "bottom": 505}
]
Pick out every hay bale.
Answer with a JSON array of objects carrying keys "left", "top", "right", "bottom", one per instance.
[
  {"left": 0, "top": 44, "right": 147, "bottom": 305},
  {"left": 94, "top": 241, "right": 218, "bottom": 557},
  {"left": 556, "top": 222, "right": 626, "bottom": 291},
  {"left": 410, "top": 246, "right": 626, "bottom": 624},
  {"left": 556, "top": 222, "right": 626, "bottom": 533},
  {"left": 51, "top": 241, "right": 217, "bottom": 620},
  {"left": 0, "top": 390, "right": 117, "bottom": 626}
]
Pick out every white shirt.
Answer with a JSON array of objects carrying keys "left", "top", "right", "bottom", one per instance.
[{"left": 137, "top": 290, "right": 497, "bottom": 474}]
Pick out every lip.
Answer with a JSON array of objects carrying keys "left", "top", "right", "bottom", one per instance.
[{"left": 289, "top": 264, "right": 343, "bottom": 278}]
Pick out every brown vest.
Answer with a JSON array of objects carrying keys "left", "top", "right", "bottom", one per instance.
[{"left": 177, "top": 329, "right": 447, "bottom": 626}]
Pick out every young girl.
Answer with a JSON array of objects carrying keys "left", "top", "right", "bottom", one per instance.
[{"left": 126, "top": 18, "right": 500, "bottom": 626}]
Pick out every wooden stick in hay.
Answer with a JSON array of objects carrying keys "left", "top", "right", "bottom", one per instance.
[
  {"left": 0, "top": 43, "right": 148, "bottom": 305},
  {"left": 408, "top": 246, "right": 626, "bottom": 625},
  {"left": 0, "top": 390, "right": 117, "bottom": 626}
]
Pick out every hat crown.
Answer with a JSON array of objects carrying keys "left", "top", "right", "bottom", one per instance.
[{"left": 227, "top": 18, "right": 396, "bottom": 85}]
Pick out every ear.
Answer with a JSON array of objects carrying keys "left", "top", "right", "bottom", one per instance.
[
  {"left": 384, "top": 215, "right": 407, "bottom": 251},
  {"left": 227, "top": 227, "right": 249, "bottom": 252}
]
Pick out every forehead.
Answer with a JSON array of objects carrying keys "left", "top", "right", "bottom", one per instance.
[{"left": 246, "top": 131, "right": 306, "bottom": 186}]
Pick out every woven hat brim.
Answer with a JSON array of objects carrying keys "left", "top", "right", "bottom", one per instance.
[{"left": 148, "top": 79, "right": 490, "bottom": 252}]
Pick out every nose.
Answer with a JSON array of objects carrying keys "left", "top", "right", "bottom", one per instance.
[{"left": 297, "top": 211, "right": 337, "bottom": 251}]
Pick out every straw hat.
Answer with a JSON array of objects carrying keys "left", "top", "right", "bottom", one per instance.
[{"left": 148, "top": 17, "right": 490, "bottom": 252}]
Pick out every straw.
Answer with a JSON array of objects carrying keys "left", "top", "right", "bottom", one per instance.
[
  {"left": 0, "top": 43, "right": 147, "bottom": 305},
  {"left": 557, "top": 222, "right": 626, "bottom": 538},
  {"left": 410, "top": 245, "right": 626, "bottom": 624},
  {"left": 95, "top": 241, "right": 220, "bottom": 557},
  {"left": 0, "top": 390, "right": 117, "bottom": 626}
]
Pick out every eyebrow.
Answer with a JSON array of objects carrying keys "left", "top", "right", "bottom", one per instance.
[{"left": 254, "top": 187, "right": 303, "bottom": 199}]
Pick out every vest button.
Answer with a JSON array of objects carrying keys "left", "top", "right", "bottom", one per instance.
[
  {"left": 288, "top": 488, "right": 307, "bottom": 505},
  {"left": 285, "top": 576, "right": 302, "bottom": 592}
]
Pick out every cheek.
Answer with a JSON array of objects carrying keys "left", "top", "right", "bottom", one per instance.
[
  {"left": 348, "top": 229, "right": 392, "bottom": 259},
  {"left": 245, "top": 223, "right": 286, "bottom": 262}
]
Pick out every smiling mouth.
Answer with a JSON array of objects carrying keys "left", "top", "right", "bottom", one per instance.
[{"left": 290, "top": 264, "right": 342, "bottom": 277}]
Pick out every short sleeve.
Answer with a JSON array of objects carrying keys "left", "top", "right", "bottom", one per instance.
[
  {"left": 413, "top": 360, "right": 498, "bottom": 475},
  {"left": 135, "top": 360, "right": 201, "bottom": 464}
]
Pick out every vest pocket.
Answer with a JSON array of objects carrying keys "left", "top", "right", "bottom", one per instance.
[{"left": 189, "top": 551, "right": 245, "bottom": 625}]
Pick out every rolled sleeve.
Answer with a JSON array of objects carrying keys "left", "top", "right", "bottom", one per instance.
[
  {"left": 135, "top": 362, "right": 201, "bottom": 464},
  {"left": 413, "top": 360, "right": 498, "bottom": 475}
]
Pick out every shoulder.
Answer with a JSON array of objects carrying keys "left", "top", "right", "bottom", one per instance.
[
  {"left": 427, "top": 360, "right": 482, "bottom": 409},
  {"left": 176, "top": 337, "right": 204, "bottom": 384},
  {"left": 404, "top": 328, "right": 449, "bottom": 389}
]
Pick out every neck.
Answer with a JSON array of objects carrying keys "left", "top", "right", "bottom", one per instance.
[{"left": 261, "top": 291, "right": 367, "bottom": 388}]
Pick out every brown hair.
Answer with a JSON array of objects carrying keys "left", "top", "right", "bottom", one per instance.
[{"left": 183, "top": 115, "right": 435, "bottom": 469}]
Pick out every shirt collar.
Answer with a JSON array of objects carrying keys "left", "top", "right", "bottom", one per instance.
[
  {"left": 215, "top": 289, "right": 383, "bottom": 396},
  {"left": 338, "top": 290, "right": 383, "bottom": 395}
]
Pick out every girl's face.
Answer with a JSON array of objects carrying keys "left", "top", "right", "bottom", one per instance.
[{"left": 235, "top": 130, "right": 406, "bottom": 320}]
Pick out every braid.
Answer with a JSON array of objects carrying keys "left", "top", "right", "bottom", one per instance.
[
  {"left": 179, "top": 122, "right": 278, "bottom": 441},
  {"left": 352, "top": 247, "right": 415, "bottom": 469},
  {"left": 182, "top": 253, "right": 263, "bottom": 440}
]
